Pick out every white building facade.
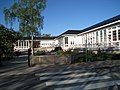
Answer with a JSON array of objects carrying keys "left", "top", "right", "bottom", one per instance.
[
  {"left": 14, "top": 37, "right": 58, "bottom": 52},
  {"left": 78, "top": 15, "right": 120, "bottom": 50},
  {"left": 57, "top": 30, "right": 82, "bottom": 51},
  {"left": 57, "top": 15, "right": 120, "bottom": 51},
  {"left": 14, "top": 15, "right": 120, "bottom": 51}
]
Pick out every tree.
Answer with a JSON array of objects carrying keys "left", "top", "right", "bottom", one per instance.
[
  {"left": 41, "top": 34, "right": 51, "bottom": 37},
  {"left": 4, "top": 0, "right": 46, "bottom": 55},
  {"left": 0, "top": 24, "right": 21, "bottom": 51},
  {"left": 0, "top": 24, "right": 21, "bottom": 65}
]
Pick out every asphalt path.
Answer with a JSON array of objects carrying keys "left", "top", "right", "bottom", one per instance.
[{"left": 0, "top": 55, "right": 120, "bottom": 90}]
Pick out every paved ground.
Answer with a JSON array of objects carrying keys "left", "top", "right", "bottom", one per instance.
[{"left": 0, "top": 55, "right": 120, "bottom": 90}]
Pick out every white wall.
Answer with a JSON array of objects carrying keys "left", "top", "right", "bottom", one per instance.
[
  {"left": 14, "top": 40, "right": 30, "bottom": 51},
  {"left": 58, "top": 34, "right": 80, "bottom": 50},
  {"left": 40, "top": 40, "right": 54, "bottom": 48},
  {"left": 78, "top": 23, "right": 120, "bottom": 49},
  {"left": 14, "top": 21, "right": 120, "bottom": 51}
]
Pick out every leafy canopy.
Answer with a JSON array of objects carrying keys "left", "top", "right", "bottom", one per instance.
[
  {"left": 4, "top": 0, "right": 46, "bottom": 36},
  {"left": 0, "top": 24, "right": 21, "bottom": 53}
]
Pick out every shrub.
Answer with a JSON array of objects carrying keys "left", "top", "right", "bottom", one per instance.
[
  {"left": 35, "top": 51, "right": 46, "bottom": 55},
  {"left": 111, "top": 54, "right": 120, "bottom": 60},
  {"left": 54, "top": 47, "right": 63, "bottom": 52}
]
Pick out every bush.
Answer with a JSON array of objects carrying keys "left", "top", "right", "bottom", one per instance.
[
  {"left": 55, "top": 50, "right": 64, "bottom": 56},
  {"left": 53, "top": 47, "right": 63, "bottom": 52},
  {"left": 34, "top": 51, "right": 46, "bottom": 55},
  {"left": 111, "top": 54, "right": 120, "bottom": 60}
]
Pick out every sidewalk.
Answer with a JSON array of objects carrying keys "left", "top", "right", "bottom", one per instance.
[
  {"left": 0, "top": 55, "right": 28, "bottom": 73},
  {"left": 72, "top": 60, "right": 120, "bottom": 70}
]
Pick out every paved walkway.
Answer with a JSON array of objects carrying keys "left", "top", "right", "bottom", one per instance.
[{"left": 0, "top": 56, "right": 120, "bottom": 90}]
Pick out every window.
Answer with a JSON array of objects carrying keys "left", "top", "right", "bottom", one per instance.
[
  {"left": 92, "top": 33, "right": 94, "bottom": 42},
  {"left": 73, "top": 41, "right": 74, "bottom": 45},
  {"left": 108, "top": 28, "right": 111, "bottom": 30},
  {"left": 24, "top": 41, "right": 26, "bottom": 46},
  {"left": 96, "top": 31, "right": 98, "bottom": 43},
  {"left": 65, "top": 37, "right": 68, "bottom": 44},
  {"left": 112, "top": 26, "right": 116, "bottom": 29},
  {"left": 100, "top": 30, "right": 102, "bottom": 42},
  {"left": 118, "top": 29, "right": 120, "bottom": 40},
  {"left": 118, "top": 25, "right": 120, "bottom": 28},
  {"left": 91, "top": 38, "right": 92, "bottom": 44},
  {"left": 20, "top": 41, "right": 23, "bottom": 48},
  {"left": 19, "top": 41, "right": 23, "bottom": 47},
  {"left": 26, "top": 41, "right": 28, "bottom": 47},
  {"left": 104, "top": 29, "right": 107, "bottom": 41},
  {"left": 113, "top": 30, "right": 117, "bottom": 41},
  {"left": 109, "top": 43, "right": 111, "bottom": 47},
  {"left": 71, "top": 41, "right": 74, "bottom": 45},
  {"left": 108, "top": 35, "right": 111, "bottom": 41},
  {"left": 16, "top": 41, "right": 18, "bottom": 46}
]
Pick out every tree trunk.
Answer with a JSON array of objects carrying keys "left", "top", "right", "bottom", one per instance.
[
  {"left": 0, "top": 56, "right": 3, "bottom": 66},
  {"left": 31, "top": 33, "right": 34, "bottom": 55}
]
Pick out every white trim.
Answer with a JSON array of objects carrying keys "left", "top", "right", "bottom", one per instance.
[{"left": 78, "top": 20, "right": 120, "bottom": 35}]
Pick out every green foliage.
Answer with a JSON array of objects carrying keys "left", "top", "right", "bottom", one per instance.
[
  {"left": 85, "top": 49, "right": 114, "bottom": 62},
  {"left": 41, "top": 34, "right": 51, "bottom": 37},
  {"left": 55, "top": 50, "right": 64, "bottom": 56},
  {"left": 0, "top": 24, "right": 21, "bottom": 59},
  {"left": 34, "top": 50, "right": 46, "bottom": 55},
  {"left": 4, "top": 0, "right": 46, "bottom": 36},
  {"left": 4, "top": 0, "right": 46, "bottom": 55},
  {"left": 54, "top": 47, "right": 63, "bottom": 52}
]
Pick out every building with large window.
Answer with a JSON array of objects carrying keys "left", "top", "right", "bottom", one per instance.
[
  {"left": 14, "top": 37, "right": 57, "bottom": 51},
  {"left": 56, "top": 30, "right": 83, "bottom": 50},
  {"left": 78, "top": 15, "right": 120, "bottom": 50},
  {"left": 14, "top": 15, "right": 120, "bottom": 51}
]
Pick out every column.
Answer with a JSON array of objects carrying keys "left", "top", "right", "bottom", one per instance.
[
  {"left": 26, "top": 41, "right": 28, "bottom": 48},
  {"left": 18, "top": 40, "right": 19, "bottom": 49}
]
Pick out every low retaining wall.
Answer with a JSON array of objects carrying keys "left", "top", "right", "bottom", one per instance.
[{"left": 30, "top": 55, "right": 71, "bottom": 66}]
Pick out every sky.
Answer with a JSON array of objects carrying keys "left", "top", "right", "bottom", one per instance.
[{"left": 0, "top": 0, "right": 120, "bottom": 36}]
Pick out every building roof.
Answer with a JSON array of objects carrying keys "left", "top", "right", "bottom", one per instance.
[
  {"left": 58, "top": 15, "right": 120, "bottom": 36},
  {"left": 60, "top": 30, "right": 83, "bottom": 36},
  {"left": 82, "top": 14, "right": 120, "bottom": 32},
  {"left": 20, "top": 36, "right": 57, "bottom": 40}
]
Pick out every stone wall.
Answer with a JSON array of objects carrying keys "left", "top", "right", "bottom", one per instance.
[{"left": 30, "top": 55, "right": 71, "bottom": 66}]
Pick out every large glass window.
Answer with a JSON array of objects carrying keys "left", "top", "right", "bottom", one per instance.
[
  {"left": 104, "top": 29, "right": 107, "bottom": 41},
  {"left": 108, "top": 28, "right": 111, "bottom": 30},
  {"left": 118, "top": 29, "right": 120, "bottom": 40},
  {"left": 96, "top": 31, "right": 98, "bottom": 43},
  {"left": 24, "top": 41, "right": 26, "bottom": 46},
  {"left": 108, "top": 35, "right": 111, "bottom": 40},
  {"left": 100, "top": 30, "right": 102, "bottom": 42},
  {"left": 93, "top": 32, "right": 95, "bottom": 43},
  {"left": 65, "top": 37, "right": 68, "bottom": 44},
  {"left": 21, "top": 41, "right": 24, "bottom": 47},
  {"left": 112, "top": 26, "right": 116, "bottom": 29},
  {"left": 113, "top": 30, "right": 117, "bottom": 41},
  {"left": 16, "top": 41, "right": 18, "bottom": 46},
  {"left": 19, "top": 41, "right": 22, "bottom": 47}
]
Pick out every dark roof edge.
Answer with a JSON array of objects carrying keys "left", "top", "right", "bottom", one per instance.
[
  {"left": 82, "top": 14, "right": 120, "bottom": 32},
  {"left": 58, "top": 30, "right": 83, "bottom": 37},
  {"left": 19, "top": 36, "right": 57, "bottom": 40}
]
